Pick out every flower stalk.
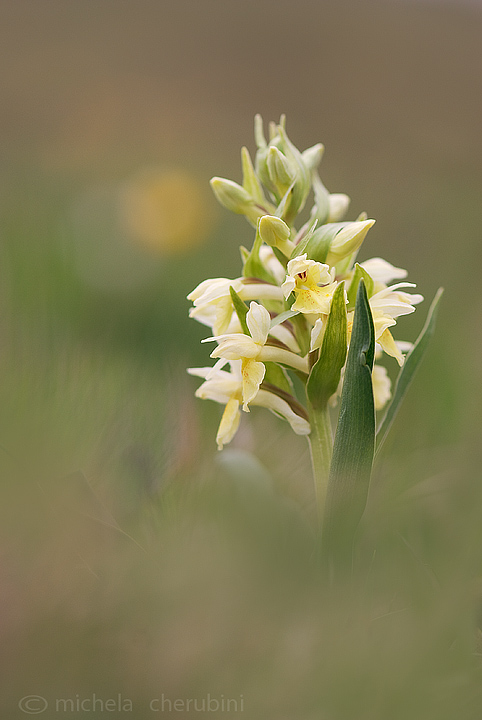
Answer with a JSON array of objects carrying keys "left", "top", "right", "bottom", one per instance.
[{"left": 307, "top": 402, "right": 333, "bottom": 517}]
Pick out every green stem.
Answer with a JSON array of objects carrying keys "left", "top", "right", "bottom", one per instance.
[{"left": 307, "top": 403, "right": 333, "bottom": 520}]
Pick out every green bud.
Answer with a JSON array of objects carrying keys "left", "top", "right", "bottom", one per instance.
[
  {"left": 325, "top": 219, "right": 376, "bottom": 266},
  {"left": 267, "top": 146, "right": 296, "bottom": 196},
  {"left": 276, "top": 126, "right": 311, "bottom": 224},
  {"left": 210, "top": 177, "right": 252, "bottom": 214},
  {"left": 210, "top": 177, "right": 265, "bottom": 226},
  {"left": 258, "top": 215, "right": 294, "bottom": 256}
]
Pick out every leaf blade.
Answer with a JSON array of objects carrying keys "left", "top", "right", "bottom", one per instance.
[
  {"left": 323, "top": 279, "right": 376, "bottom": 557},
  {"left": 306, "top": 282, "right": 347, "bottom": 410},
  {"left": 269, "top": 309, "right": 299, "bottom": 330},
  {"left": 229, "top": 285, "right": 250, "bottom": 335},
  {"left": 347, "top": 263, "right": 374, "bottom": 310},
  {"left": 243, "top": 225, "right": 276, "bottom": 283}
]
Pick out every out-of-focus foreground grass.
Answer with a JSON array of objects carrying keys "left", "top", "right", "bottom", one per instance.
[{"left": 1, "top": 1, "right": 482, "bottom": 717}]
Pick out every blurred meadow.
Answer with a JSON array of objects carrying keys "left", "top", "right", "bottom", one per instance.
[{"left": 1, "top": 0, "right": 482, "bottom": 717}]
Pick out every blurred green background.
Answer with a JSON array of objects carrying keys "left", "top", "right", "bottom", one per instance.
[{"left": 1, "top": 0, "right": 482, "bottom": 717}]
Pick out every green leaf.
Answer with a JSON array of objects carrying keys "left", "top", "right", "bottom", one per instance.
[
  {"left": 289, "top": 221, "right": 318, "bottom": 259},
  {"left": 243, "top": 226, "right": 276, "bottom": 283},
  {"left": 229, "top": 286, "right": 250, "bottom": 335},
  {"left": 347, "top": 264, "right": 374, "bottom": 310},
  {"left": 307, "top": 282, "right": 347, "bottom": 410},
  {"left": 322, "top": 279, "right": 375, "bottom": 557},
  {"left": 302, "top": 222, "right": 352, "bottom": 264},
  {"left": 376, "top": 287, "right": 444, "bottom": 454}
]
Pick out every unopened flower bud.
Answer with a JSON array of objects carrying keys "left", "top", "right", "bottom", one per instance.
[
  {"left": 210, "top": 177, "right": 252, "bottom": 213},
  {"left": 258, "top": 215, "right": 294, "bottom": 256},
  {"left": 325, "top": 219, "right": 376, "bottom": 265},
  {"left": 210, "top": 177, "right": 265, "bottom": 226},
  {"left": 267, "top": 146, "right": 296, "bottom": 195},
  {"left": 276, "top": 126, "right": 311, "bottom": 223}
]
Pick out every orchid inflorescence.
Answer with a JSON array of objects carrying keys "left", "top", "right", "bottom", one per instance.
[
  {"left": 186, "top": 115, "right": 443, "bottom": 538},
  {"left": 188, "top": 115, "right": 423, "bottom": 443}
]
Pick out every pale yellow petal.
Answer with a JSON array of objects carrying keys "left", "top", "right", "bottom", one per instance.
[
  {"left": 216, "top": 397, "right": 241, "bottom": 450},
  {"left": 241, "top": 358, "right": 265, "bottom": 410},
  {"left": 210, "top": 334, "right": 260, "bottom": 360},
  {"left": 291, "top": 283, "right": 337, "bottom": 314},
  {"left": 269, "top": 323, "right": 300, "bottom": 353},
  {"left": 246, "top": 302, "right": 271, "bottom": 345},
  {"left": 310, "top": 318, "right": 325, "bottom": 351},
  {"left": 360, "top": 258, "right": 407, "bottom": 285},
  {"left": 254, "top": 390, "right": 311, "bottom": 435},
  {"left": 281, "top": 274, "right": 296, "bottom": 299},
  {"left": 378, "top": 329, "right": 404, "bottom": 366}
]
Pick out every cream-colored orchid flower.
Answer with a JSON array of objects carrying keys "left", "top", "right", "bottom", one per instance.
[
  {"left": 203, "top": 302, "right": 308, "bottom": 410},
  {"left": 345, "top": 282, "right": 422, "bottom": 365},
  {"left": 188, "top": 361, "right": 310, "bottom": 450},
  {"left": 188, "top": 276, "right": 283, "bottom": 335},
  {"left": 282, "top": 254, "right": 338, "bottom": 314},
  {"left": 360, "top": 257, "right": 407, "bottom": 285},
  {"left": 188, "top": 364, "right": 242, "bottom": 450},
  {"left": 369, "top": 282, "right": 423, "bottom": 364},
  {"left": 338, "top": 279, "right": 422, "bottom": 365}
]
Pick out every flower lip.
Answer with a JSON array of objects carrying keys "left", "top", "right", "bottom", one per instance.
[{"left": 282, "top": 253, "right": 334, "bottom": 301}]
